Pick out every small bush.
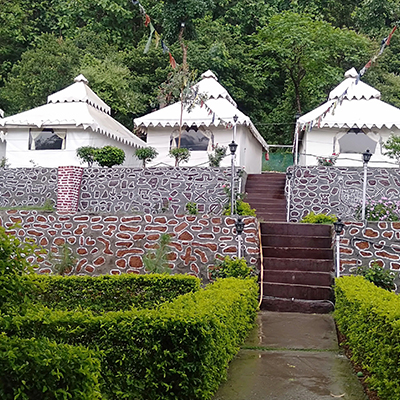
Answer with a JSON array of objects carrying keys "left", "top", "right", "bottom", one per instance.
[
  {"left": 185, "top": 201, "right": 198, "bottom": 215},
  {"left": 76, "top": 146, "right": 98, "bottom": 167},
  {"left": 300, "top": 211, "right": 337, "bottom": 224},
  {"left": 356, "top": 261, "right": 395, "bottom": 291},
  {"left": 94, "top": 146, "right": 125, "bottom": 167},
  {"left": 0, "top": 335, "right": 102, "bottom": 400},
  {"left": 355, "top": 198, "right": 400, "bottom": 221},
  {"left": 142, "top": 233, "right": 172, "bottom": 274},
  {"left": 223, "top": 200, "right": 256, "bottom": 216},
  {"left": 208, "top": 144, "right": 227, "bottom": 167},
  {"left": 169, "top": 147, "right": 190, "bottom": 166},
  {"left": 210, "top": 256, "right": 256, "bottom": 280},
  {"left": 134, "top": 146, "right": 158, "bottom": 168},
  {"left": 334, "top": 276, "right": 400, "bottom": 399}
]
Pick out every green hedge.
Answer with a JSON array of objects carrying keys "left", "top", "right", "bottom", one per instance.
[
  {"left": 2, "top": 278, "right": 258, "bottom": 400},
  {"left": 0, "top": 335, "right": 102, "bottom": 400},
  {"left": 23, "top": 273, "right": 200, "bottom": 312},
  {"left": 334, "top": 276, "right": 400, "bottom": 399}
]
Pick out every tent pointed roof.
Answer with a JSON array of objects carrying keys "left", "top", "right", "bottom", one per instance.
[
  {"left": 0, "top": 75, "right": 146, "bottom": 148},
  {"left": 134, "top": 70, "right": 268, "bottom": 150},
  {"left": 299, "top": 68, "right": 400, "bottom": 130},
  {"left": 0, "top": 108, "right": 3, "bottom": 118}
]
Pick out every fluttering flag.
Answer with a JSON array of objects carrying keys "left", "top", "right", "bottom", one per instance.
[
  {"left": 144, "top": 23, "right": 155, "bottom": 53},
  {"left": 169, "top": 52, "right": 177, "bottom": 69},
  {"left": 386, "top": 26, "right": 397, "bottom": 46},
  {"left": 161, "top": 40, "right": 169, "bottom": 53},
  {"left": 144, "top": 14, "right": 151, "bottom": 27},
  {"left": 154, "top": 31, "right": 160, "bottom": 48}
]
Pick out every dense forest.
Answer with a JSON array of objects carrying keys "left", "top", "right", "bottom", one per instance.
[{"left": 1, "top": 0, "right": 400, "bottom": 145}]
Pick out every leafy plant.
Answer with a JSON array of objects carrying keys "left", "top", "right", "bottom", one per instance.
[
  {"left": 169, "top": 147, "right": 190, "bottom": 167},
  {"left": 48, "top": 244, "right": 76, "bottom": 276},
  {"left": 210, "top": 256, "right": 256, "bottom": 280},
  {"left": 383, "top": 135, "right": 400, "bottom": 164},
  {"left": 223, "top": 200, "right": 256, "bottom": 216},
  {"left": 356, "top": 261, "right": 395, "bottom": 291},
  {"left": 94, "top": 145, "right": 125, "bottom": 168},
  {"left": 208, "top": 144, "right": 227, "bottom": 167},
  {"left": 76, "top": 146, "right": 98, "bottom": 167},
  {"left": 142, "top": 233, "right": 172, "bottom": 274},
  {"left": 185, "top": 201, "right": 198, "bottom": 215},
  {"left": 355, "top": 198, "right": 400, "bottom": 221},
  {"left": 300, "top": 211, "right": 337, "bottom": 224},
  {"left": 134, "top": 146, "right": 158, "bottom": 168},
  {"left": 42, "top": 198, "right": 55, "bottom": 212},
  {"left": 0, "top": 157, "right": 10, "bottom": 169},
  {"left": 316, "top": 153, "right": 338, "bottom": 166}
]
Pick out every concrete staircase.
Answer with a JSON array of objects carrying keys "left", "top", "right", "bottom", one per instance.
[{"left": 245, "top": 173, "right": 335, "bottom": 313}]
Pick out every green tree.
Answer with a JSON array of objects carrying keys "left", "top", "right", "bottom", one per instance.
[
  {"left": 94, "top": 145, "right": 125, "bottom": 167},
  {"left": 384, "top": 134, "right": 400, "bottom": 164},
  {"left": 169, "top": 147, "right": 190, "bottom": 167},
  {"left": 134, "top": 147, "right": 158, "bottom": 168},
  {"left": 76, "top": 146, "right": 99, "bottom": 167}
]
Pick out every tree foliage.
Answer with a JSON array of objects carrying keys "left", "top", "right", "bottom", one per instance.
[
  {"left": 134, "top": 146, "right": 158, "bottom": 168},
  {"left": 94, "top": 146, "right": 125, "bottom": 168},
  {"left": 76, "top": 146, "right": 98, "bottom": 167}
]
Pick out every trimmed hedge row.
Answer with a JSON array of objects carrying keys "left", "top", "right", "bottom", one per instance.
[
  {"left": 2, "top": 277, "right": 258, "bottom": 400},
  {"left": 334, "top": 276, "right": 400, "bottom": 400},
  {"left": 0, "top": 335, "right": 102, "bottom": 400},
  {"left": 24, "top": 273, "right": 200, "bottom": 312}
]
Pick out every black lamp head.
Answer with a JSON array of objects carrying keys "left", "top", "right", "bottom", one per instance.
[
  {"left": 233, "top": 115, "right": 238, "bottom": 123},
  {"left": 229, "top": 141, "right": 238, "bottom": 155},
  {"left": 286, "top": 170, "right": 292, "bottom": 179},
  {"left": 363, "top": 149, "right": 372, "bottom": 164},
  {"left": 334, "top": 218, "right": 345, "bottom": 235},
  {"left": 235, "top": 216, "right": 245, "bottom": 235}
]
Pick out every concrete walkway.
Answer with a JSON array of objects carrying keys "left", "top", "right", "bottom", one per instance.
[{"left": 213, "top": 312, "right": 368, "bottom": 400}]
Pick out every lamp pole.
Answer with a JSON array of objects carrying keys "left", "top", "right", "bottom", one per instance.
[
  {"left": 233, "top": 114, "right": 238, "bottom": 142},
  {"left": 286, "top": 170, "right": 292, "bottom": 222},
  {"left": 333, "top": 218, "right": 345, "bottom": 278},
  {"left": 229, "top": 140, "right": 238, "bottom": 216},
  {"left": 235, "top": 216, "right": 245, "bottom": 258},
  {"left": 361, "top": 149, "right": 372, "bottom": 222}
]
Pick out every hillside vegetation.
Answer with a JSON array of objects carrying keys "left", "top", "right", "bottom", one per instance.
[{"left": 0, "top": 0, "right": 399, "bottom": 144}]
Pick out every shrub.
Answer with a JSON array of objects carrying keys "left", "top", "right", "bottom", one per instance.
[
  {"left": 2, "top": 278, "right": 258, "bottom": 400},
  {"left": 316, "top": 153, "right": 338, "bottom": 166},
  {"left": 356, "top": 261, "right": 395, "bottom": 291},
  {"left": 300, "top": 211, "right": 337, "bottom": 224},
  {"left": 185, "top": 201, "right": 198, "bottom": 215},
  {"left": 76, "top": 146, "right": 98, "bottom": 167},
  {"left": 94, "top": 146, "right": 125, "bottom": 167},
  {"left": 142, "top": 233, "right": 172, "bottom": 274},
  {"left": 334, "top": 276, "right": 400, "bottom": 399},
  {"left": 0, "top": 335, "right": 102, "bottom": 400},
  {"left": 208, "top": 144, "right": 227, "bottom": 167},
  {"left": 169, "top": 147, "right": 190, "bottom": 166},
  {"left": 210, "top": 256, "right": 256, "bottom": 280},
  {"left": 48, "top": 243, "right": 77, "bottom": 276},
  {"left": 134, "top": 146, "right": 158, "bottom": 168},
  {"left": 383, "top": 134, "right": 400, "bottom": 164},
  {"left": 25, "top": 273, "right": 200, "bottom": 312},
  {"left": 355, "top": 198, "right": 400, "bottom": 221},
  {"left": 223, "top": 200, "right": 256, "bottom": 216}
]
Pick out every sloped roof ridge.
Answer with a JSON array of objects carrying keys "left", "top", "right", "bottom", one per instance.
[{"left": 47, "top": 75, "right": 111, "bottom": 115}]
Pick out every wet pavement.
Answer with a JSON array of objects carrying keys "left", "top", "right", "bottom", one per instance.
[{"left": 213, "top": 312, "right": 368, "bottom": 400}]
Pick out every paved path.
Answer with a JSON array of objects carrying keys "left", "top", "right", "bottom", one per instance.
[{"left": 213, "top": 312, "right": 368, "bottom": 400}]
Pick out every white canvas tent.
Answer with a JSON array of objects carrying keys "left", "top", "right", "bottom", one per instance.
[
  {"left": 296, "top": 68, "right": 400, "bottom": 167},
  {"left": 134, "top": 70, "right": 269, "bottom": 173},
  {"left": 0, "top": 75, "right": 146, "bottom": 168}
]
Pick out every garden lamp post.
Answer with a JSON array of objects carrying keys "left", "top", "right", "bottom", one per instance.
[
  {"left": 286, "top": 169, "right": 293, "bottom": 222},
  {"left": 235, "top": 216, "right": 245, "bottom": 258},
  {"left": 233, "top": 114, "right": 238, "bottom": 141},
  {"left": 361, "top": 149, "right": 372, "bottom": 222},
  {"left": 229, "top": 140, "right": 238, "bottom": 216},
  {"left": 333, "top": 218, "right": 345, "bottom": 278}
]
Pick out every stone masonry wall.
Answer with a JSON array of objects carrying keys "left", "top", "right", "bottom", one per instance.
[
  {"left": 287, "top": 166, "right": 400, "bottom": 222},
  {"left": 78, "top": 167, "right": 236, "bottom": 215},
  {"left": 0, "top": 211, "right": 259, "bottom": 283},
  {"left": 57, "top": 166, "right": 84, "bottom": 214},
  {"left": 0, "top": 168, "right": 57, "bottom": 208},
  {"left": 339, "top": 221, "right": 400, "bottom": 290}
]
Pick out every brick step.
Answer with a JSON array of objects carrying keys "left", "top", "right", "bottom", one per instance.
[
  {"left": 246, "top": 196, "right": 286, "bottom": 202},
  {"left": 246, "top": 184, "right": 285, "bottom": 190},
  {"left": 261, "top": 235, "right": 332, "bottom": 248},
  {"left": 261, "top": 222, "right": 332, "bottom": 237},
  {"left": 253, "top": 206, "right": 287, "bottom": 214},
  {"left": 257, "top": 214, "right": 287, "bottom": 222},
  {"left": 262, "top": 246, "right": 334, "bottom": 260},
  {"left": 263, "top": 282, "right": 334, "bottom": 301},
  {"left": 263, "top": 257, "right": 334, "bottom": 273},
  {"left": 260, "top": 297, "right": 334, "bottom": 314},
  {"left": 263, "top": 270, "right": 334, "bottom": 286}
]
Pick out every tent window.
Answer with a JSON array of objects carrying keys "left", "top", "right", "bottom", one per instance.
[
  {"left": 338, "top": 128, "right": 377, "bottom": 154},
  {"left": 170, "top": 127, "right": 212, "bottom": 151},
  {"left": 29, "top": 129, "right": 66, "bottom": 150}
]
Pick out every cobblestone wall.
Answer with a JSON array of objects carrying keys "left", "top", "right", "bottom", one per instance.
[
  {"left": 0, "top": 168, "right": 57, "bottom": 208},
  {"left": 78, "top": 167, "right": 235, "bottom": 215},
  {"left": 0, "top": 210, "right": 259, "bottom": 283},
  {"left": 287, "top": 166, "right": 400, "bottom": 222},
  {"left": 339, "top": 221, "right": 400, "bottom": 290}
]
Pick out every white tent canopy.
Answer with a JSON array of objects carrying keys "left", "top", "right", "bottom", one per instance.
[{"left": 0, "top": 75, "right": 145, "bottom": 148}]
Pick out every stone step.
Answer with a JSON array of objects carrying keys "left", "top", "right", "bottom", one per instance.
[
  {"left": 253, "top": 206, "right": 287, "bottom": 214},
  {"left": 257, "top": 214, "right": 287, "bottom": 222},
  {"left": 260, "top": 296, "right": 334, "bottom": 313},
  {"left": 263, "top": 257, "right": 334, "bottom": 273},
  {"left": 263, "top": 270, "right": 334, "bottom": 286},
  {"left": 261, "top": 222, "right": 332, "bottom": 237},
  {"left": 261, "top": 235, "right": 332, "bottom": 248},
  {"left": 262, "top": 246, "right": 334, "bottom": 260},
  {"left": 263, "top": 282, "right": 334, "bottom": 301}
]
